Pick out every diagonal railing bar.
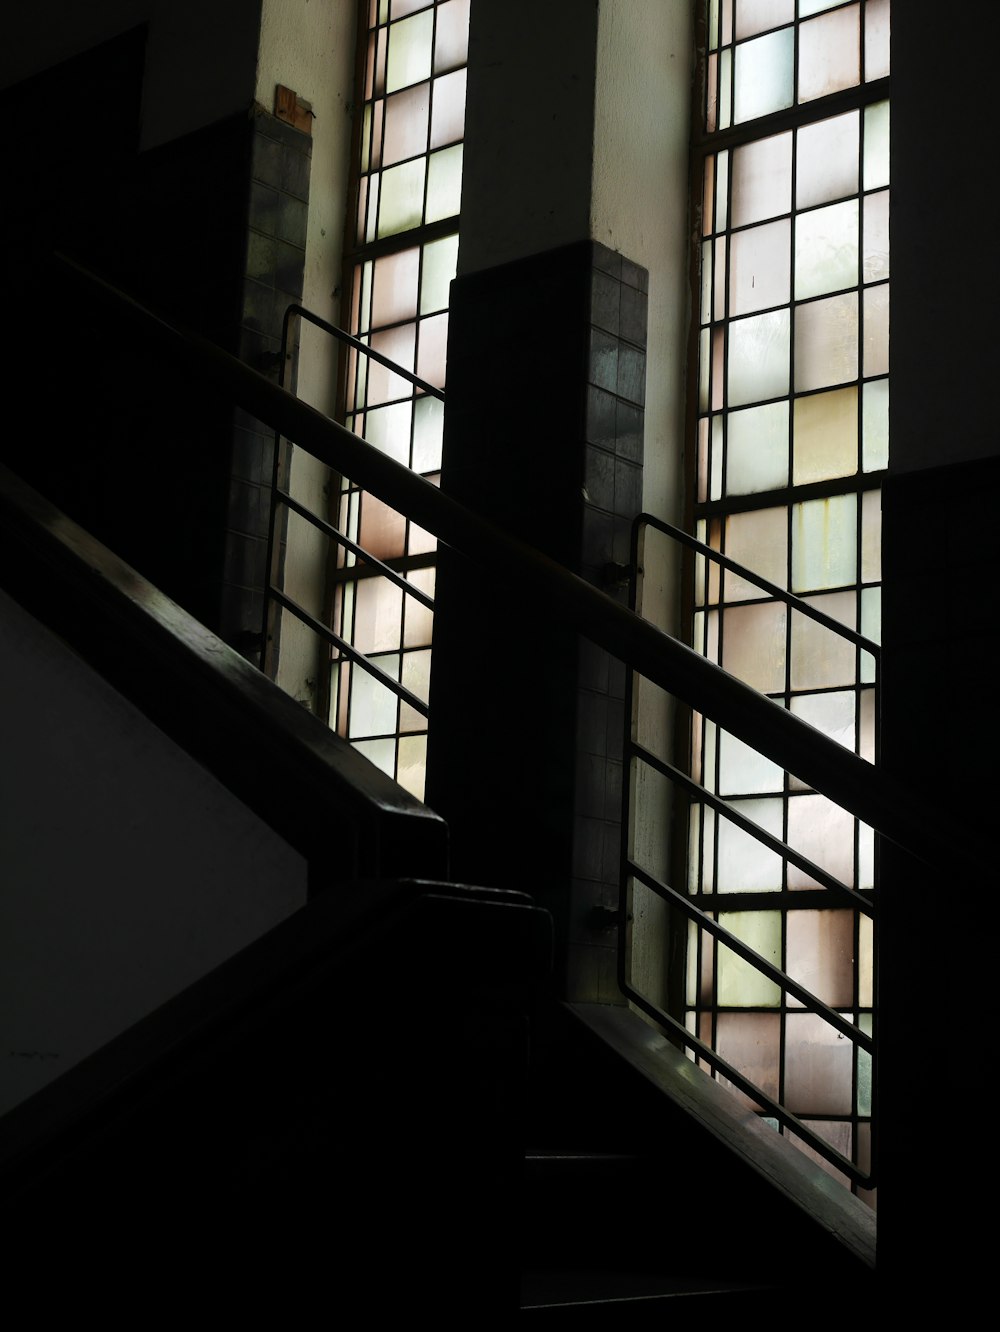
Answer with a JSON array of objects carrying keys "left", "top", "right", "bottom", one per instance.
[
  {"left": 53, "top": 253, "right": 985, "bottom": 880},
  {"left": 627, "top": 862, "right": 872, "bottom": 1054},
  {"left": 281, "top": 303, "right": 447, "bottom": 401},
  {"left": 631, "top": 740, "right": 874, "bottom": 915},
  {"left": 623, "top": 985, "right": 871, "bottom": 1186},
  {"left": 274, "top": 487, "right": 435, "bottom": 611},
  {"left": 269, "top": 587, "right": 430, "bottom": 719}
]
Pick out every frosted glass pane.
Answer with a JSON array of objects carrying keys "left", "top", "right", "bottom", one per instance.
[
  {"left": 865, "top": 0, "right": 891, "bottom": 80},
  {"left": 372, "top": 247, "right": 420, "bottom": 328},
  {"left": 861, "top": 489, "right": 881, "bottom": 583},
  {"left": 789, "top": 688, "right": 854, "bottom": 790},
  {"left": 796, "top": 110, "right": 859, "bottom": 209},
  {"left": 859, "top": 686, "right": 875, "bottom": 763},
  {"left": 730, "top": 219, "right": 791, "bottom": 315},
  {"left": 734, "top": 28, "right": 794, "bottom": 123},
  {"left": 735, "top": 0, "right": 794, "bottom": 40},
  {"left": 859, "top": 819, "right": 874, "bottom": 889},
  {"left": 787, "top": 793, "right": 855, "bottom": 888},
  {"left": 719, "top": 47, "right": 732, "bottom": 129},
  {"left": 717, "top": 911, "right": 782, "bottom": 1005},
  {"left": 795, "top": 199, "right": 859, "bottom": 301},
  {"left": 702, "top": 157, "right": 715, "bottom": 236},
  {"left": 354, "top": 578, "right": 404, "bottom": 653},
  {"left": 798, "top": 0, "right": 842, "bottom": 13},
  {"left": 367, "top": 325, "right": 416, "bottom": 405},
  {"left": 420, "top": 234, "right": 458, "bottom": 315},
  {"left": 713, "top": 236, "right": 726, "bottom": 321},
  {"left": 391, "top": 0, "right": 433, "bottom": 17},
  {"left": 707, "top": 52, "right": 718, "bottom": 132},
  {"left": 724, "top": 506, "right": 788, "bottom": 599},
  {"left": 711, "top": 415, "right": 723, "bottom": 499},
  {"left": 416, "top": 312, "right": 449, "bottom": 387},
  {"left": 792, "top": 492, "right": 857, "bottom": 592},
  {"left": 857, "top": 1011, "right": 873, "bottom": 1115},
  {"left": 726, "top": 400, "right": 789, "bottom": 494},
  {"left": 352, "top": 737, "right": 396, "bottom": 774},
  {"left": 359, "top": 493, "right": 406, "bottom": 560},
  {"left": 717, "top": 150, "right": 730, "bottom": 230},
  {"left": 434, "top": 0, "right": 470, "bottom": 73},
  {"left": 363, "top": 401, "right": 412, "bottom": 465},
  {"left": 386, "top": 10, "right": 433, "bottom": 92},
  {"left": 790, "top": 591, "right": 856, "bottom": 690},
  {"left": 348, "top": 653, "right": 401, "bottom": 738},
  {"left": 861, "top": 584, "right": 881, "bottom": 647},
  {"left": 864, "top": 101, "right": 890, "bottom": 190},
  {"left": 406, "top": 516, "right": 437, "bottom": 557},
  {"left": 412, "top": 394, "right": 443, "bottom": 471},
  {"left": 721, "top": 600, "right": 787, "bottom": 692},
  {"left": 786, "top": 910, "right": 854, "bottom": 1007},
  {"left": 718, "top": 802, "right": 784, "bottom": 891},
  {"left": 790, "top": 1121, "right": 852, "bottom": 1185},
  {"left": 403, "top": 578, "right": 434, "bottom": 649},
  {"left": 793, "top": 386, "right": 858, "bottom": 485},
  {"left": 359, "top": 259, "right": 374, "bottom": 334},
  {"left": 798, "top": 5, "right": 861, "bottom": 103},
  {"left": 377, "top": 158, "right": 425, "bottom": 237},
  {"left": 731, "top": 131, "right": 792, "bottom": 227},
  {"left": 859, "top": 915, "right": 874, "bottom": 1007},
  {"left": 716, "top": 1013, "right": 781, "bottom": 1110},
  {"left": 785, "top": 1011, "right": 852, "bottom": 1114},
  {"left": 382, "top": 83, "right": 429, "bottom": 165},
  {"left": 863, "top": 190, "right": 890, "bottom": 283},
  {"left": 794, "top": 292, "right": 858, "bottom": 392},
  {"left": 699, "top": 328, "right": 710, "bottom": 412},
  {"left": 697, "top": 419, "right": 709, "bottom": 503},
  {"left": 425, "top": 144, "right": 463, "bottom": 222},
  {"left": 396, "top": 734, "right": 427, "bottom": 800},
  {"left": 712, "top": 328, "right": 725, "bottom": 411},
  {"left": 728, "top": 309, "right": 790, "bottom": 407},
  {"left": 430, "top": 67, "right": 466, "bottom": 148},
  {"left": 862, "top": 378, "right": 889, "bottom": 471},
  {"left": 700, "top": 240, "right": 713, "bottom": 324},
  {"left": 365, "top": 173, "right": 378, "bottom": 242},
  {"left": 863, "top": 283, "right": 889, "bottom": 378},
  {"left": 719, "top": 729, "right": 784, "bottom": 794}
]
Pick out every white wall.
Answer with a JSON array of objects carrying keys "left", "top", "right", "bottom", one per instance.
[{"left": 0, "top": 588, "right": 308, "bottom": 1115}]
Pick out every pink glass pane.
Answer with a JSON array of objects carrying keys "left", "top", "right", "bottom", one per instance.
[
  {"left": 796, "top": 111, "right": 859, "bottom": 210},
  {"left": 786, "top": 910, "right": 855, "bottom": 1007},
  {"left": 863, "top": 189, "right": 890, "bottom": 285},
  {"left": 731, "top": 131, "right": 792, "bottom": 228},
  {"left": 371, "top": 247, "right": 420, "bottom": 328},
  {"left": 720, "top": 600, "right": 787, "bottom": 693},
  {"left": 712, "top": 328, "right": 725, "bottom": 411},
  {"left": 703, "top": 155, "right": 715, "bottom": 236},
  {"left": 434, "top": 0, "right": 470, "bottom": 72},
  {"left": 416, "top": 312, "right": 449, "bottom": 388},
  {"left": 787, "top": 1120, "right": 852, "bottom": 1185},
  {"left": 864, "top": 0, "right": 891, "bottom": 80},
  {"left": 723, "top": 506, "right": 788, "bottom": 600},
  {"left": 716, "top": 1012, "right": 781, "bottom": 1112},
  {"left": 353, "top": 577, "right": 405, "bottom": 653},
  {"left": 790, "top": 592, "right": 857, "bottom": 690},
  {"left": 359, "top": 493, "right": 407, "bottom": 560},
  {"left": 430, "top": 67, "right": 466, "bottom": 148},
  {"left": 784, "top": 1011, "right": 853, "bottom": 1114},
  {"left": 794, "top": 292, "right": 858, "bottom": 393},
  {"left": 402, "top": 574, "right": 435, "bottom": 647},
  {"left": 863, "top": 283, "right": 889, "bottom": 378},
  {"left": 787, "top": 793, "right": 855, "bottom": 888},
  {"left": 798, "top": 5, "right": 861, "bottom": 103},
  {"left": 367, "top": 325, "right": 416, "bottom": 406},
  {"left": 382, "top": 83, "right": 430, "bottom": 166},
  {"left": 735, "top": 0, "right": 794, "bottom": 41}
]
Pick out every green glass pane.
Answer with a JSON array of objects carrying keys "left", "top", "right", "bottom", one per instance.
[
  {"left": 726, "top": 400, "right": 789, "bottom": 494},
  {"left": 377, "top": 158, "right": 425, "bottom": 237},
  {"left": 864, "top": 101, "right": 890, "bottom": 190},
  {"left": 709, "top": 0, "right": 720, "bottom": 49},
  {"left": 721, "top": 600, "right": 787, "bottom": 693},
  {"left": 717, "top": 911, "right": 782, "bottom": 1005},
  {"left": 352, "top": 736, "right": 396, "bottom": 774},
  {"left": 728, "top": 308, "right": 790, "bottom": 407},
  {"left": 731, "top": 131, "right": 792, "bottom": 227},
  {"left": 795, "top": 199, "right": 859, "bottom": 301},
  {"left": 412, "top": 393, "right": 443, "bottom": 474},
  {"left": 792, "top": 492, "right": 857, "bottom": 592},
  {"left": 862, "top": 378, "right": 889, "bottom": 471},
  {"left": 794, "top": 292, "right": 858, "bottom": 393},
  {"left": 359, "top": 260, "right": 374, "bottom": 334},
  {"left": 361, "top": 103, "right": 372, "bottom": 172},
  {"left": 863, "top": 190, "right": 890, "bottom": 283},
  {"left": 734, "top": 28, "right": 794, "bottom": 123},
  {"left": 386, "top": 9, "right": 433, "bottom": 93},
  {"left": 730, "top": 218, "right": 791, "bottom": 316},
  {"left": 724, "top": 505, "right": 787, "bottom": 599},
  {"left": 420, "top": 234, "right": 458, "bottom": 315},
  {"left": 793, "top": 385, "right": 858, "bottom": 485},
  {"left": 425, "top": 143, "right": 463, "bottom": 223},
  {"left": 717, "top": 800, "right": 784, "bottom": 891},
  {"left": 798, "top": 4, "right": 861, "bottom": 104},
  {"left": 796, "top": 110, "right": 859, "bottom": 209}
]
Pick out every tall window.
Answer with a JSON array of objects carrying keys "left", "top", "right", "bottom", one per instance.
[
  {"left": 686, "top": 0, "right": 888, "bottom": 1197},
  {"left": 330, "top": 0, "right": 469, "bottom": 798}
]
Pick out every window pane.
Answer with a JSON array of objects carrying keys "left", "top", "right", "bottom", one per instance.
[
  {"left": 430, "top": 67, "right": 467, "bottom": 148},
  {"left": 425, "top": 143, "right": 463, "bottom": 222},
  {"left": 790, "top": 592, "right": 857, "bottom": 690},
  {"left": 862, "top": 378, "right": 889, "bottom": 471},
  {"left": 420, "top": 233, "right": 459, "bottom": 314},
  {"left": 863, "top": 101, "right": 890, "bottom": 190},
  {"left": 798, "top": 4, "right": 861, "bottom": 103},
  {"left": 795, "top": 199, "right": 859, "bottom": 300},
  {"left": 371, "top": 246, "right": 420, "bottom": 327},
  {"left": 792, "top": 492, "right": 858, "bottom": 592},
  {"left": 726, "top": 400, "right": 789, "bottom": 494},
  {"left": 863, "top": 190, "right": 890, "bottom": 283},
  {"left": 434, "top": 0, "right": 471, "bottom": 72},
  {"left": 792, "top": 385, "right": 858, "bottom": 485},
  {"left": 734, "top": 28, "right": 794, "bottom": 123},
  {"left": 377, "top": 157, "right": 426, "bottom": 236},
  {"left": 717, "top": 911, "right": 782, "bottom": 1005},
  {"left": 728, "top": 308, "right": 790, "bottom": 406},
  {"left": 382, "top": 82, "right": 430, "bottom": 165},
  {"left": 721, "top": 600, "right": 787, "bottom": 692},
  {"left": 717, "top": 803, "right": 785, "bottom": 891},
  {"left": 730, "top": 219, "right": 791, "bottom": 315},
  {"left": 735, "top": 0, "right": 794, "bottom": 40},
  {"left": 787, "top": 793, "right": 855, "bottom": 888},
  {"left": 731, "top": 131, "right": 793, "bottom": 227},
  {"left": 796, "top": 110, "right": 859, "bottom": 210},
  {"left": 784, "top": 1011, "right": 853, "bottom": 1114},
  {"left": 716, "top": 1013, "right": 781, "bottom": 1110},
  {"left": 786, "top": 910, "right": 855, "bottom": 1007},
  {"left": 863, "top": 283, "right": 889, "bottom": 377},
  {"left": 386, "top": 10, "right": 434, "bottom": 92},
  {"left": 724, "top": 505, "right": 788, "bottom": 599},
  {"left": 794, "top": 292, "right": 858, "bottom": 392}
]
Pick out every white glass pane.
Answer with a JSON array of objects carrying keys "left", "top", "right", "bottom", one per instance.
[
  {"left": 861, "top": 488, "right": 881, "bottom": 582},
  {"left": 859, "top": 913, "right": 874, "bottom": 1007},
  {"left": 795, "top": 199, "right": 859, "bottom": 301},
  {"left": 728, "top": 308, "right": 790, "bottom": 406},
  {"left": 736, "top": 0, "right": 794, "bottom": 40},
  {"left": 348, "top": 654, "right": 401, "bottom": 738},
  {"left": 412, "top": 394, "right": 444, "bottom": 471},
  {"left": 363, "top": 401, "right": 412, "bottom": 465},
  {"left": 430, "top": 67, "right": 466, "bottom": 148},
  {"left": 367, "top": 325, "right": 416, "bottom": 406},
  {"left": 717, "top": 911, "right": 782, "bottom": 1005},
  {"left": 377, "top": 157, "right": 426, "bottom": 237},
  {"left": 420, "top": 233, "right": 459, "bottom": 315},
  {"left": 354, "top": 579, "right": 404, "bottom": 653},
  {"left": 352, "top": 737, "right": 396, "bottom": 774},
  {"left": 726, "top": 400, "right": 789, "bottom": 494},
  {"left": 863, "top": 101, "right": 890, "bottom": 190},
  {"left": 386, "top": 10, "right": 434, "bottom": 92},
  {"left": 792, "top": 492, "right": 857, "bottom": 592},
  {"left": 719, "top": 731, "right": 784, "bottom": 794},
  {"left": 734, "top": 28, "right": 794, "bottom": 123},
  {"left": 787, "top": 792, "right": 855, "bottom": 887},
  {"left": 865, "top": 0, "right": 891, "bottom": 80},
  {"left": 731, "top": 131, "right": 792, "bottom": 227},
  {"left": 784, "top": 1011, "right": 853, "bottom": 1114},
  {"left": 717, "top": 800, "right": 785, "bottom": 892},
  {"left": 789, "top": 690, "right": 855, "bottom": 789},
  {"left": 798, "top": 5, "right": 861, "bottom": 103},
  {"left": 416, "top": 311, "right": 449, "bottom": 387},
  {"left": 425, "top": 143, "right": 463, "bottom": 222},
  {"left": 730, "top": 218, "right": 791, "bottom": 315},
  {"left": 786, "top": 909, "right": 854, "bottom": 1006},
  {"left": 796, "top": 110, "right": 859, "bottom": 210},
  {"left": 794, "top": 292, "right": 858, "bottom": 392},
  {"left": 863, "top": 190, "right": 890, "bottom": 283},
  {"left": 793, "top": 385, "right": 858, "bottom": 485}
]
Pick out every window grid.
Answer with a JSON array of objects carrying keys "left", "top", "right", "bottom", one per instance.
[
  {"left": 330, "top": 0, "right": 468, "bottom": 799},
  {"left": 684, "top": 0, "right": 887, "bottom": 1199}
]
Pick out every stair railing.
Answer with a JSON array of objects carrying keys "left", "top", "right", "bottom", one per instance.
[{"left": 54, "top": 252, "right": 986, "bottom": 1192}]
